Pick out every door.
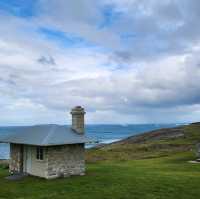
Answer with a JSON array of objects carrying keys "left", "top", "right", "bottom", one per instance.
[
  {"left": 26, "top": 146, "right": 32, "bottom": 173},
  {"left": 24, "top": 146, "right": 32, "bottom": 173}
]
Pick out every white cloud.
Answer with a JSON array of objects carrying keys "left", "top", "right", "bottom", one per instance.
[{"left": 0, "top": 1, "right": 200, "bottom": 125}]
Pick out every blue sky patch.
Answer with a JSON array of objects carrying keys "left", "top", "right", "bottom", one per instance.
[
  {"left": 38, "top": 27, "right": 97, "bottom": 49},
  {"left": 99, "top": 5, "right": 122, "bottom": 29},
  {"left": 120, "top": 33, "right": 138, "bottom": 40},
  {"left": 0, "top": 0, "right": 37, "bottom": 17}
]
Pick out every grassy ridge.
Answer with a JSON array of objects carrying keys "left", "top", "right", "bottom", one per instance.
[
  {"left": 86, "top": 123, "right": 200, "bottom": 162},
  {"left": 0, "top": 123, "right": 200, "bottom": 198}
]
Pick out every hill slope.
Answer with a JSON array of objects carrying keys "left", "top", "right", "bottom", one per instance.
[{"left": 86, "top": 123, "right": 200, "bottom": 162}]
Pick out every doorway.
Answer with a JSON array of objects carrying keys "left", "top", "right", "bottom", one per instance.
[{"left": 23, "top": 146, "right": 32, "bottom": 174}]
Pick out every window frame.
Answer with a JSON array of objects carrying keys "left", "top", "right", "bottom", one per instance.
[{"left": 36, "top": 146, "right": 44, "bottom": 161}]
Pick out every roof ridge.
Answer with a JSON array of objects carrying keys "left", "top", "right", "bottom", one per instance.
[{"left": 41, "top": 125, "right": 57, "bottom": 145}]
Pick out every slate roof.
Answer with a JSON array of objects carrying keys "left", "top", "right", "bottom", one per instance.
[{"left": 0, "top": 124, "right": 93, "bottom": 146}]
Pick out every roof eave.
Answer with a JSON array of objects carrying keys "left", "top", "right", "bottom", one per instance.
[{"left": 0, "top": 140, "right": 95, "bottom": 146}]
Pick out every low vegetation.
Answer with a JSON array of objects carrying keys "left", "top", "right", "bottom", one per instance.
[
  {"left": 86, "top": 123, "right": 200, "bottom": 162},
  {"left": 0, "top": 123, "right": 200, "bottom": 199}
]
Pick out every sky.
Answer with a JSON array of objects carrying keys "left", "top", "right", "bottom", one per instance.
[{"left": 0, "top": 0, "right": 200, "bottom": 125}]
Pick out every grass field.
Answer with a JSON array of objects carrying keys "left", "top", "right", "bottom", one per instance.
[
  {"left": 0, "top": 124, "right": 200, "bottom": 199},
  {"left": 0, "top": 152, "right": 200, "bottom": 199}
]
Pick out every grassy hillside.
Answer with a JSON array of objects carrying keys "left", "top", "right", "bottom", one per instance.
[
  {"left": 86, "top": 123, "right": 200, "bottom": 162},
  {"left": 0, "top": 123, "right": 200, "bottom": 199}
]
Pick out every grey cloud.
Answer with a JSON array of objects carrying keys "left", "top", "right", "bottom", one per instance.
[
  {"left": 24, "top": 55, "right": 200, "bottom": 115},
  {"left": 111, "top": 51, "right": 133, "bottom": 63},
  {"left": 104, "top": 0, "right": 200, "bottom": 61},
  {"left": 37, "top": 55, "right": 56, "bottom": 65}
]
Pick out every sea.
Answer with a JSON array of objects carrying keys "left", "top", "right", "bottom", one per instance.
[{"left": 0, "top": 124, "right": 183, "bottom": 159}]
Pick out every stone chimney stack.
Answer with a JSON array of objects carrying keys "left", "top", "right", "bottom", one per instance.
[{"left": 71, "top": 106, "right": 85, "bottom": 134}]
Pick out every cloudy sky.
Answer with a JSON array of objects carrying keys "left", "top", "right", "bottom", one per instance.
[{"left": 0, "top": 0, "right": 200, "bottom": 125}]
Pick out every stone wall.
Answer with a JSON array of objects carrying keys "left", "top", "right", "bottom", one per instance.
[
  {"left": 46, "top": 144, "right": 85, "bottom": 179},
  {"left": 9, "top": 143, "right": 23, "bottom": 173},
  {"left": 9, "top": 143, "right": 85, "bottom": 178}
]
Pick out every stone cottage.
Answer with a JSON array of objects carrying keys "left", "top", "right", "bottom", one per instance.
[{"left": 0, "top": 106, "right": 92, "bottom": 179}]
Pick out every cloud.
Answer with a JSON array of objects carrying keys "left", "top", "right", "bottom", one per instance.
[
  {"left": 37, "top": 55, "right": 56, "bottom": 65},
  {"left": 0, "top": 1, "right": 200, "bottom": 125}
]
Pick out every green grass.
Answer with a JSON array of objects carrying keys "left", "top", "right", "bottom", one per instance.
[
  {"left": 0, "top": 152, "right": 200, "bottom": 199},
  {"left": 1, "top": 124, "right": 200, "bottom": 199}
]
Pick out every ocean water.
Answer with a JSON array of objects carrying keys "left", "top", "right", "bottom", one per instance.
[{"left": 0, "top": 124, "right": 181, "bottom": 159}]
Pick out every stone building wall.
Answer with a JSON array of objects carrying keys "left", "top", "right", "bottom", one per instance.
[
  {"left": 9, "top": 143, "right": 23, "bottom": 173},
  {"left": 46, "top": 144, "right": 85, "bottom": 179}
]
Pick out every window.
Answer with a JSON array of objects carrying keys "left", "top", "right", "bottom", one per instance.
[{"left": 36, "top": 146, "right": 44, "bottom": 160}]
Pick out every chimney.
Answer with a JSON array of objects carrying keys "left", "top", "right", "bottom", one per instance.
[{"left": 71, "top": 106, "right": 85, "bottom": 134}]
